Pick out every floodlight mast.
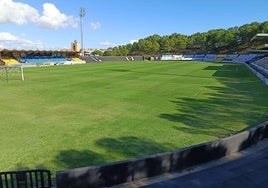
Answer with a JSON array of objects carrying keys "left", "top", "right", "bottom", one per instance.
[{"left": 80, "top": 7, "right": 86, "bottom": 56}]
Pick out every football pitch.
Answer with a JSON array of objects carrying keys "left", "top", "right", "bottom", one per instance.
[{"left": 0, "top": 61, "right": 268, "bottom": 174}]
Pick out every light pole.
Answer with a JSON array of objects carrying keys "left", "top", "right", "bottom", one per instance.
[{"left": 80, "top": 7, "right": 86, "bottom": 56}]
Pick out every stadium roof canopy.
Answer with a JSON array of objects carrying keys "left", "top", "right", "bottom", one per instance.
[
  {"left": 0, "top": 49, "right": 79, "bottom": 58},
  {"left": 0, "top": 49, "right": 73, "bottom": 52},
  {"left": 250, "top": 33, "right": 268, "bottom": 42},
  {"left": 249, "top": 33, "right": 268, "bottom": 53}
]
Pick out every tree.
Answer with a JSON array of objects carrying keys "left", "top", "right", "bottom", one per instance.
[
  {"left": 239, "top": 22, "right": 260, "bottom": 42},
  {"left": 103, "top": 50, "right": 116, "bottom": 56},
  {"left": 169, "top": 33, "right": 188, "bottom": 53},
  {"left": 159, "top": 36, "right": 174, "bottom": 53},
  {"left": 136, "top": 39, "right": 160, "bottom": 55},
  {"left": 260, "top": 21, "right": 268, "bottom": 33},
  {"left": 146, "top": 34, "right": 161, "bottom": 43},
  {"left": 91, "top": 50, "right": 103, "bottom": 56},
  {"left": 102, "top": 21, "right": 267, "bottom": 55}
]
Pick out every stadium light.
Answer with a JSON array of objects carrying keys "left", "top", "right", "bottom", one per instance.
[{"left": 80, "top": 7, "right": 86, "bottom": 56}]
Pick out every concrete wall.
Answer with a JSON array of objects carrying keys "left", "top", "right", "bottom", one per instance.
[
  {"left": 56, "top": 121, "right": 268, "bottom": 188},
  {"left": 82, "top": 56, "right": 144, "bottom": 63}
]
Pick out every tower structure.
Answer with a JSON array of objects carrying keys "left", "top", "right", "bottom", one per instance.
[{"left": 80, "top": 7, "right": 86, "bottom": 56}]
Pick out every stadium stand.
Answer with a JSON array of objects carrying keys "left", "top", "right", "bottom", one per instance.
[
  {"left": 182, "top": 54, "right": 194, "bottom": 60},
  {"left": 82, "top": 56, "right": 143, "bottom": 63},
  {"left": 91, "top": 55, "right": 102, "bottom": 62},
  {"left": 99, "top": 56, "right": 143, "bottom": 61},
  {"left": 233, "top": 54, "right": 257, "bottom": 63},
  {"left": 80, "top": 55, "right": 100, "bottom": 62},
  {"left": 126, "top": 56, "right": 135, "bottom": 61},
  {"left": 159, "top": 53, "right": 265, "bottom": 64},
  {"left": 255, "top": 57, "right": 268, "bottom": 68},
  {"left": 246, "top": 33, "right": 268, "bottom": 85},
  {"left": 222, "top": 54, "right": 239, "bottom": 62},
  {"left": 245, "top": 54, "right": 265, "bottom": 63},
  {"left": 215, "top": 54, "right": 226, "bottom": 62},
  {"left": 193, "top": 54, "right": 206, "bottom": 61},
  {"left": 203, "top": 54, "right": 217, "bottom": 62},
  {"left": 72, "top": 57, "right": 86, "bottom": 64},
  {"left": 245, "top": 55, "right": 268, "bottom": 85},
  {"left": 161, "top": 54, "right": 194, "bottom": 61},
  {"left": 20, "top": 55, "right": 68, "bottom": 65},
  {"left": 174, "top": 55, "right": 186, "bottom": 61},
  {"left": 0, "top": 57, "right": 19, "bottom": 65},
  {"left": 19, "top": 55, "right": 86, "bottom": 66},
  {"left": 251, "top": 57, "right": 268, "bottom": 74},
  {"left": 160, "top": 54, "right": 173, "bottom": 61},
  {"left": 161, "top": 54, "right": 199, "bottom": 61},
  {"left": 0, "top": 49, "right": 86, "bottom": 67}
]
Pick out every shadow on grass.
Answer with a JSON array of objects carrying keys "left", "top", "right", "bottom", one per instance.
[
  {"left": 54, "top": 149, "right": 106, "bottom": 170},
  {"left": 53, "top": 137, "right": 170, "bottom": 171},
  {"left": 108, "top": 69, "right": 131, "bottom": 72},
  {"left": 95, "top": 136, "right": 171, "bottom": 159},
  {"left": 158, "top": 64, "right": 268, "bottom": 138}
]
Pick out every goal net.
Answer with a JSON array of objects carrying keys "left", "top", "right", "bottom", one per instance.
[{"left": 0, "top": 65, "right": 24, "bottom": 82}]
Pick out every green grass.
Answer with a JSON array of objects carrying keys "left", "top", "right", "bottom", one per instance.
[{"left": 0, "top": 61, "right": 268, "bottom": 175}]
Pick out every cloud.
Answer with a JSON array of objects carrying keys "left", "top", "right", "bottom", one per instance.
[
  {"left": 38, "top": 3, "right": 78, "bottom": 29},
  {"left": 0, "top": 32, "right": 18, "bottom": 41},
  {"left": 130, "top": 39, "right": 139, "bottom": 44},
  {"left": 100, "top": 41, "right": 117, "bottom": 47},
  {"left": 0, "top": 0, "right": 39, "bottom": 25},
  {"left": 0, "top": 0, "right": 78, "bottom": 29},
  {"left": 0, "top": 32, "right": 45, "bottom": 50},
  {"left": 90, "top": 22, "right": 101, "bottom": 30}
]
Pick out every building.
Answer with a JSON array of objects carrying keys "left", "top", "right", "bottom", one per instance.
[{"left": 71, "top": 40, "right": 81, "bottom": 52}]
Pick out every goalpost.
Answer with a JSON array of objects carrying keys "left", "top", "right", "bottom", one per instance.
[{"left": 0, "top": 65, "right": 24, "bottom": 82}]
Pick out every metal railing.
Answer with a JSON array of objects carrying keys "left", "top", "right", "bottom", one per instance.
[{"left": 0, "top": 169, "right": 52, "bottom": 188}]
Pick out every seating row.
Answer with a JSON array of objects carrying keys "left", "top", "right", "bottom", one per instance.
[
  {"left": 251, "top": 57, "right": 268, "bottom": 76},
  {"left": 160, "top": 54, "right": 261, "bottom": 63},
  {"left": 0, "top": 57, "right": 86, "bottom": 66},
  {"left": 0, "top": 57, "right": 20, "bottom": 65}
]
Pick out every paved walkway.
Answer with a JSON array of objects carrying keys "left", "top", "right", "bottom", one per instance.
[{"left": 118, "top": 139, "right": 268, "bottom": 188}]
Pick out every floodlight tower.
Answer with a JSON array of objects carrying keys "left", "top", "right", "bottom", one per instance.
[{"left": 80, "top": 7, "right": 86, "bottom": 56}]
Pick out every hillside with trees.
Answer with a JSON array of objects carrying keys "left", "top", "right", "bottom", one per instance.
[{"left": 93, "top": 21, "right": 268, "bottom": 57}]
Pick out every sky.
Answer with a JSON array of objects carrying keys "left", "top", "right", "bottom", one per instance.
[{"left": 0, "top": 0, "right": 267, "bottom": 50}]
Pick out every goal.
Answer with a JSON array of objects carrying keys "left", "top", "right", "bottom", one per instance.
[{"left": 0, "top": 65, "right": 24, "bottom": 82}]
